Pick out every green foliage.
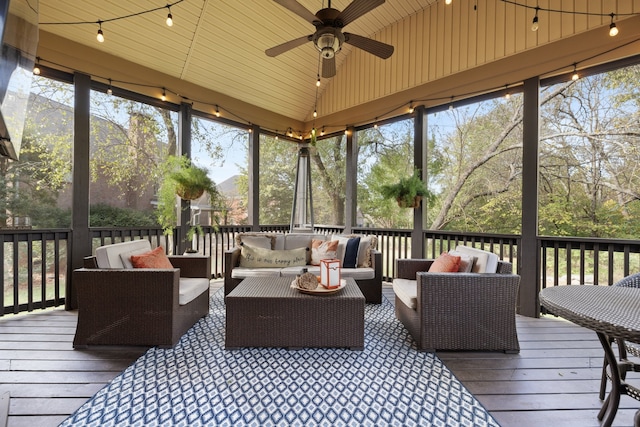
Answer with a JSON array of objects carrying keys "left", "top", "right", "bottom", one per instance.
[
  {"left": 256, "top": 137, "right": 298, "bottom": 225},
  {"left": 89, "top": 204, "right": 158, "bottom": 227},
  {"left": 379, "top": 168, "right": 431, "bottom": 208},
  {"left": 356, "top": 122, "right": 421, "bottom": 228},
  {"left": 156, "top": 155, "right": 221, "bottom": 235}
]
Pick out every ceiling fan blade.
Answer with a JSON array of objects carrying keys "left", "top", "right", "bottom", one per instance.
[
  {"left": 273, "top": 0, "right": 320, "bottom": 25},
  {"left": 322, "top": 56, "right": 336, "bottom": 78},
  {"left": 265, "top": 35, "right": 312, "bottom": 57},
  {"left": 337, "top": 0, "right": 385, "bottom": 27},
  {"left": 343, "top": 33, "right": 394, "bottom": 59}
]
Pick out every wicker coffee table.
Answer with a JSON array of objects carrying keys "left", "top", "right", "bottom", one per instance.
[{"left": 225, "top": 276, "right": 365, "bottom": 350}]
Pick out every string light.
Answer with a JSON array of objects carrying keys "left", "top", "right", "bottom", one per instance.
[
  {"left": 316, "top": 75, "right": 321, "bottom": 87},
  {"left": 33, "top": 57, "right": 41, "bottom": 75},
  {"left": 274, "top": 131, "right": 279, "bottom": 140},
  {"left": 40, "top": 1, "right": 185, "bottom": 42},
  {"left": 445, "top": 0, "right": 452, "bottom": 4},
  {"left": 531, "top": 7, "right": 539, "bottom": 32},
  {"left": 32, "top": 21, "right": 628, "bottom": 140},
  {"left": 313, "top": 109, "right": 317, "bottom": 118},
  {"left": 96, "top": 21, "right": 104, "bottom": 42},
  {"left": 501, "top": 0, "right": 638, "bottom": 37},
  {"left": 166, "top": 5, "right": 174, "bottom": 27},
  {"left": 609, "top": 13, "right": 618, "bottom": 37},
  {"left": 504, "top": 85, "right": 510, "bottom": 99}
]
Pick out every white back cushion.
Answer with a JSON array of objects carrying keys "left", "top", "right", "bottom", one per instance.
[
  {"left": 95, "top": 240, "right": 152, "bottom": 268},
  {"left": 454, "top": 245, "right": 499, "bottom": 273}
]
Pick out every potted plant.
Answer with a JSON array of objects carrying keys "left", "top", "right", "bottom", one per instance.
[
  {"left": 379, "top": 168, "right": 431, "bottom": 208},
  {"left": 156, "top": 155, "right": 221, "bottom": 248}
]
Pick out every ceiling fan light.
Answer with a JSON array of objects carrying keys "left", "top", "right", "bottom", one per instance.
[
  {"left": 315, "top": 31, "right": 341, "bottom": 59},
  {"left": 321, "top": 46, "right": 334, "bottom": 59}
]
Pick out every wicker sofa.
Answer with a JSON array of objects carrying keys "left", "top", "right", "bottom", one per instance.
[
  {"left": 393, "top": 254, "right": 521, "bottom": 353},
  {"left": 224, "top": 232, "right": 382, "bottom": 303},
  {"left": 73, "top": 240, "right": 211, "bottom": 348}
]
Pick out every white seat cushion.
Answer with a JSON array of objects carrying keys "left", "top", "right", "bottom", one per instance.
[
  {"left": 392, "top": 278, "right": 417, "bottom": 310},
  {"left": 280, "top": 266, "right": 321, "bottom": 277},
  {"left": 179, "top": 278, "right": 209, "bottom": 305},
  {"left": 95, "top": 240, "right": 152, "bottom": 269},
  {"left": 339, "top": 267, "right": 375, "bottom": 280},
  {"left": 454, "top": 245, "right": 499, "bottom": 273},
  {"left": 231, "top": 267, "right": 282, "bottom": 279}
]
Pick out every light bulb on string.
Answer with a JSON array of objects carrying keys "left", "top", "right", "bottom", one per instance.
[
  {"left": 408, "top": 102, "right": 414, "bottom": 114},
  {"left": 107, "top": 78, "right": 113, "bottom": 95},
  {"left": 373, "top": 118, "right": 378, "bottom": 129},
  {"left": 571, "top": 64, "right": 579, "bottom": 81},
  {"left": 161, "top": 87, "right": 166, "bottom": 101},
  {"left": 316, "top": 75, "right": 321, "bottom": 87},
  {"left": 320, "top": 126, "right": 325, "bottom": 136},
  {"left": 531, "top": 7, "right": 539, "bottom": 31},
  {"left": 215, "top": 105, "right": 220, "bottom": 117},
  {"left": 504, "top": 85, "right": 510, "bottom": 100},
  {"left": 274, "top": 131, "right": 279, "bottom": 141},
  {"left": 313, "top": 109, "right": 317, "bottom": 118},
  {"left": 33, "top": 57, "right": 41, "bottom": 75},
  {"left": 609, "top": 14, "right": 618, "bottom": 37},
  {"left": 96, "top": 21, "right": 105, "bottom": 42},
  {"left": 166, "top": 6, "right": 173, "bottom": 27},
  {"left": 287, "top": 127, "right": 293, "bottom": 137},
  {"left": 445, "top": 0, "right": 452, "bottom": 4}
]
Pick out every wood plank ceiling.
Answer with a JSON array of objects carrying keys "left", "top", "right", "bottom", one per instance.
[{"left": 38, "top": 0, "right": 437, "bottom": 123}]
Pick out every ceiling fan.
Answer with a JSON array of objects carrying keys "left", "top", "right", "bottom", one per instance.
[{"left": 266, "top": 0, "right": 394, "bottom": 78}]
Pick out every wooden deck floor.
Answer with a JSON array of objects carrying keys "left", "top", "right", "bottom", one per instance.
[{"left": 0, "top": 282, "right": 638, "bottom": 427}]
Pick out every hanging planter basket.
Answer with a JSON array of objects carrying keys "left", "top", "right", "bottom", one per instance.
[
  {"left": 397, "top": 196, "right": 422, "bottom": 208},
  {"left": 176, "top": 185, "right": 204, "bottom": 201}
]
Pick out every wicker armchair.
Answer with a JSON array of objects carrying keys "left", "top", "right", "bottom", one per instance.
[
  {"left": 394, "top": 258, "right": 521, "bottom": 353},
  {"left": 73, "top": 242, "right": 211, "bottom": 349},
  {"left": 599, "top": 272, "right": 640, "bottom": 400}
]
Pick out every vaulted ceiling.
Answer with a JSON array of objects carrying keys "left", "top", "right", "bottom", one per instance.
[
  {"left": 36, "top": 0, "right": 640, "bottom": 134},
  {"left": 38, "top": 1, "right": 435, "bottom": 122}
]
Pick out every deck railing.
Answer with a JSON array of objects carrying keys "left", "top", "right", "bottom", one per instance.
[
  {"left": 2, "top": 225, "right": 639, "bottom": 316},
  {"left": 1, "top": 229, "right": 71, "bottom": 315}
]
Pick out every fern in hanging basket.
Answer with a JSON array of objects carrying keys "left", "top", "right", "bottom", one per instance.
[
  {"left": 380, "top": 168, "right": 431, "bottom": 208},
  {"left": 156, "top": 155, "right": 219, "bottom": 234}
]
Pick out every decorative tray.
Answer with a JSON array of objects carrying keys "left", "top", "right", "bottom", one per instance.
[{"left": 291, "top": 279, "right": 347, "bottom": 295}]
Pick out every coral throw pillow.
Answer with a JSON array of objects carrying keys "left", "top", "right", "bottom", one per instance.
[
  {"left": 130, "top": 246, "right": 174, "bottom": 269},
  {"left": 311, "top": 239, "right": 339, "bottom": 266},
  {"left": 428, "top": 252, "right": 461, "bottom": 273}
]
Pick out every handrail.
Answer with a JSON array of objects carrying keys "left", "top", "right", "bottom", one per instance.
[{"left": 2, "top": 226, "right": 639, "bottom": 316}]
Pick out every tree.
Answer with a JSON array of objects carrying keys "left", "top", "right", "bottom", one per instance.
[{"left": 539, "top": 67, "right": 640, "bottom": 237}]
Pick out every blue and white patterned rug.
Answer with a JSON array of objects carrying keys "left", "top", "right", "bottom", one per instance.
[{"left": 60, "top": 290, "right": 500, "bottom": 427}]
